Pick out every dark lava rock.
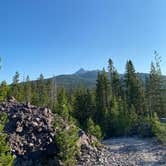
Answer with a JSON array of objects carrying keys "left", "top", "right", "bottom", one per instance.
[{"left": 0, "top": 97, "right": 58, "bottom": 166}]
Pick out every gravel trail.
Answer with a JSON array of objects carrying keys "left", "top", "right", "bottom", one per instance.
[{"left": 102, "top": 137, "right": 166, "bottom": 166}]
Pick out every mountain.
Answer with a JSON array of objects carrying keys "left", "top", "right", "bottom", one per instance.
[
  {"left": 75, "top": 68, "right": 87, "bottom": 75},
  {"left": 40, "top": 68, "right": 166, "bottom": 90},
  {"left": 54, "top": 69, "right": 100, "bottom": 89}
]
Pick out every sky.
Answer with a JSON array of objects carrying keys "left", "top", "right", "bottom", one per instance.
[{"left": 0, "top": 0, "right": 166, "bottom": 83}]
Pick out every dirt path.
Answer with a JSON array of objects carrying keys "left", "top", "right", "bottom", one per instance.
[{"left": 102, "top": 137, "right": 166, "bottom": 166}]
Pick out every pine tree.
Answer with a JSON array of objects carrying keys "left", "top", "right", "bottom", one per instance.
[
  {"left": 9, "top": 71, "right": 22, "bottom": 100},
  {"left": 73, "top": 88, "right": 95, "bottom": 128},
  {"left": 108, "top": 59, "right": 123, "bottom": 99},
  {"left": 37, "top": 74, "right": 48, "bottom": 106},
  {"left": 24, "top": 75, "right": 31, "bottom": 103},
  {"left": 54, "top": 115, "right": 79, "bottom": 166},
  {"left": 0, "top": 81, "right": 9, "bottom": 101},
  {"left": 0, "top": 112, "right": 14, "bottom": 166},
  {"left": 124, "top": 60, "right": 146, "bottom": 115},
  {"left": 49, "top": 76, "right": 57, "bottom": 109},
  {"left": 147, "top": 53, "right": 165, "bottom": 117},
  {"left": 87, "top": 118, "right": 102, "bottom": 140},
  {"left": 96, "top": 69, "right": 111, "bottom": 130},
  {"left": 31, "top": 81, "right": 39, "bottom": 105},
  {"left": 56, "top": 87, "right": 70, "bottom": 119}
]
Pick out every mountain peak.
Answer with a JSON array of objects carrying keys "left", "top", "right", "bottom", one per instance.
[{"left": 75, "top": 68, "right": 87, "bottom": 75}]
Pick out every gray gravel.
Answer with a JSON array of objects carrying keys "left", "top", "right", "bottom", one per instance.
[
  {"left": 78, "top": 137, "right": 166, "bottom": 166},
  {"left": 102, "top": 137, "right": 166, "bottom": 166}
]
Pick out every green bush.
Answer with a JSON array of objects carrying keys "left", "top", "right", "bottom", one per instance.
[
  {"left": 0, "top": 112, "right": 14, "bottom": 166},
  {"left": 137, "top": 116, "right": 154, "bottom": 137},
  {"left": 152, "top": 113, "right": 166, "bottom": 145},
  {"left": 54, "top": 116, "right": 79, "bottom": 166},
  {"left": 87, "top": 118, "right": 102, "bottom": 140}
]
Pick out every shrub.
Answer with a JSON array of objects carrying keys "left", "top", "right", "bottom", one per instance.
[
  {"left": 137, "top": 115, "right": 154, "bottom": 137},
  {"left": 152, "top": 113, "right": 166, "bottom": 145},
  {"left": 54, "top": 116, "right": 79, "bottom": 166},
  {"left": 87, "top": 118, "right": 102, "bottom": 140},
  {"left": 0, "top": 112, "right": 14, "bottom": 166}
]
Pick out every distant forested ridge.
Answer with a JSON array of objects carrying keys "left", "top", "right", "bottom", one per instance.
[{"left": 35, "top": 69, "right": 166, "bottom": 90}]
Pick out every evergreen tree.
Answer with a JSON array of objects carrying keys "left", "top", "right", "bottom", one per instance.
[
  {"left": 108, "top": 59, "right": 124, "bottom": 107},
  {"left": 0, "top": 81, "right": 9, "bottom": 101},
  {"left": 96, "top": 69, "right": 111, "bottom": 130},
  {"left": 24, "top": 75, "right": 31, "bottom": 103},
  {"left": 37, "top": 74, "right": 48, "bottom": 106},
  {"left": 0, "top": 112, "right": 14, "bottom": 166},
  {"left": 124, "top": 60, "right": 146, "bottom": 115},
  {"left": 112, "top": 70, "right": 122, "bottom": 98},
  {"left": 9, "top": 71, "right": 22, "bottom": 101},
  {"left": 147, "top": 53, "right": 165, "bottom": 117},
  {"left": 49, "top": 76, "right": 57, "bottom": 109},
  {"left": 56, "top": 87, "right": 70, "bottom": 119},
  {"left": 31, "top": 81, "right": 39, "bottom": 106},
  {"left": 54, "top": 115, "right": 79, "bottom": 166},
  {"left": 73, "top": 88, "right": 95, "bottom": 128},
  {"left": 87, "top": 118, "right": 102, "bottom": 140},
  {"left": 108, "top": 58, "right": 122, "bottom": 98}
]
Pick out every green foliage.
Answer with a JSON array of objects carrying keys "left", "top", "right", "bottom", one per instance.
[
  {"left": 73, "top": 88, "right": 95, "bottom": 129},
  {"left": 55, "top": 88, "right": 70, "bottom": 119},
  {"left": 24, "top": 75, "right": 31, "bottom": 103},
  {"left": 108, "top": 58, "right": 123, "bottom": 98},
  {"left": 0, "top": 81, "right": 9, "bottom": 101},
  {"left": 37, "top": 74, "right": 49, "bottom": 106},
  {"left": 152, "top": 113, "right": 166, "bottom": 145},
  {"left": 1, "top": 55, "right": 166, "bottom": 157},
  {"left": 147, "top": 52, "right": 165, "bottom": 117},
  {"left": 54, "top": 116, "right": 79, "bottom": 166},
  {"left": 96, "top": 69, "right": 111, "bottom": 130},
  {"left": 9, "top": 71, "right": 23, "bottom": 101},
  {"left": 137, "top": 115, "right": 154, "bottom": 137},
  {"left": 0, "top": 113, "right": 14, "bottom": 166},
  {"left": 124, "top": 60, "right": 146, "bottom": 115},
  {"left": 87, "top": 118, "right": 102, "bottom": 140}
]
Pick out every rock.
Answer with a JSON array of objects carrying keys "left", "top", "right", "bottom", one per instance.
[
  {"left": 0, "top": 97, "right": 127, "bottom": 166},
  {"left": 16, "top": 126, "right": 23, "bottom": 133},
  {"left": 0, "top": 98, "right": 57, "bottom": 166}
]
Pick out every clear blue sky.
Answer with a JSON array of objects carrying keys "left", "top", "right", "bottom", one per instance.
[{"left": 0, "top": 0, "right": 166, "bottom": 83}]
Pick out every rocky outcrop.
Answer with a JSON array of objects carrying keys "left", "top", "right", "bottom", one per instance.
[
  {"left": 0, "top": 97, "right": 58, "bottom": 165},
  {"left": 0, "top": 97, "right": 110, "bottom": 166}
]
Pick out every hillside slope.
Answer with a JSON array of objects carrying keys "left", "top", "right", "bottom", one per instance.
[{"left": 54, "top": 69, "right": 165, "bottom": 89}]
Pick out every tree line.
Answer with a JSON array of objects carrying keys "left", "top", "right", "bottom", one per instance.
[
  {"left": 0, "top": 53, "right": 166, "bottom": 140},
  {"left": 0, "top": 53, "right": 166, "bottom": 165}
]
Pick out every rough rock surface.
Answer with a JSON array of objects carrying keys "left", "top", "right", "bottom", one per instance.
[
  {"left": 0, "top": 97, "right": 107, "bottom": 166},
  {"left": 0, "top": 97, "right": 57, "bottom": 165}
]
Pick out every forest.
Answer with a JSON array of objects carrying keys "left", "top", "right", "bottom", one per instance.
[{"left": 0, "top": 53, "right": 166, "bottom": 165}]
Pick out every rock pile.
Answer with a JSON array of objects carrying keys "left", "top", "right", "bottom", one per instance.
[
  {"left": 77, "top": 131, "right": 111, "bottom": 166},
  {"left": 0, "top": 97, "right": 110, "bottom": 166},
  {"left": 0, "top": 97, "right": 57, "bottom": 165}
]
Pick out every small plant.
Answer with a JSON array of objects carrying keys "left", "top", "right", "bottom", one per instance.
[
  {"left": 152, "top": 113, "right": 166, "bottom": 145},
  {"left": 87, "top": 118, "right": 102, "bottom": 140},
  {"left": 54, "top": 116, "right": 79, "bottom": 166},
  {"left": 0, "top": 112, "right": 14, "bottom": 166}
]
